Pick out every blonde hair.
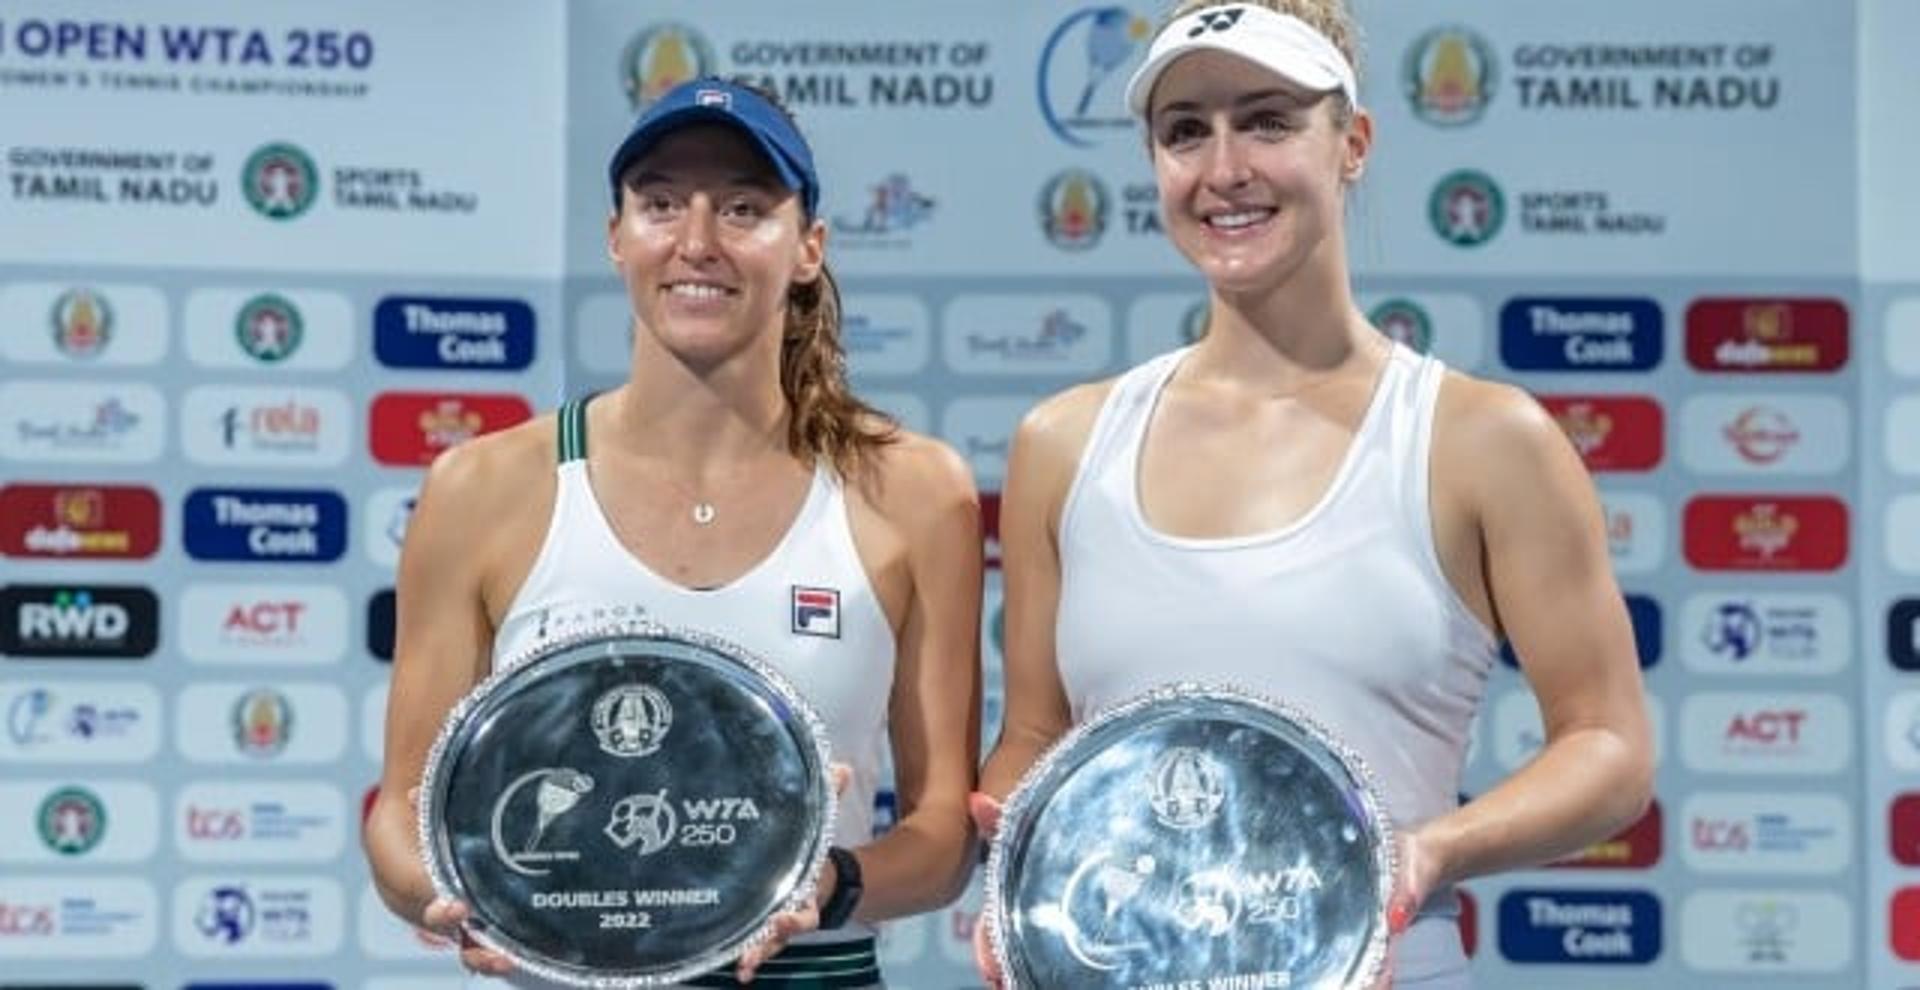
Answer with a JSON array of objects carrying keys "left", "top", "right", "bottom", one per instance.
[{"left": 1163, "top": 0, "right": 1362, "bottom": 126}]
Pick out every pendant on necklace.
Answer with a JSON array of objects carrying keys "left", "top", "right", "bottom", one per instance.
[{"left": 692, "top": 502, "right": 716, "bottom": 526}]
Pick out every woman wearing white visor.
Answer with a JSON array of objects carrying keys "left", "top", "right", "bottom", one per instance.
[{"left": 976, "top": 2, "right": 1652, "bottom": 986}]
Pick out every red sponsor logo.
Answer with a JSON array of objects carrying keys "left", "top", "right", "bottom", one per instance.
[
  {"left": 1549, "top": 799, "right": 1662, "bottom": 868},
  {"left": 1724, "top": 709, "right": 1808, "bottom": 751},
  {"left": 369, "top": 392, "right": 532, "bottom": 466},
  {"left": 1722, "top": 405, "right": 1802, "bottom": 465},
  {"left": 1685, "top": 298, "right": 1848, "bottom": 372},
  {"left": 362, "top": 784, "right": 380, "bottom": 826},
  {"left": 1894, "top": 887, "right": 1920, "bottom": 961},
  {"left": 1682, "top": 495, "right": 1848, "bottom": 572},
  {"left": 0, "top": 484, "right": 161, "bottom": 559},
  {"left": 225, "top": 600, "right": 307, "bottom": 637},
  {"left": 0, "top": 901, "right": 56, "bottom": 936},
  {"left": 982, "top": 492, "right": 1002, "bottom": 570},
  {"left": 1458, "top": 889, "right": 1476, "bottom": 957},
  {"left": 1691, "top": 816, "right": 1749, "bottom": 852},
  {"left": 1539, "top": 395, "right": 1663, "bottom": 472},
  {"left": 1893, "top": 793, "right": 1920, "bottom": 867},
  {"left": 185, "top": 805, "right": 246, "bottom": 841}
]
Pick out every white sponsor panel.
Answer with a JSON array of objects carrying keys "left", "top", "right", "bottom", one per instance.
[
  {"left": 0, "top": 681, "right": 162, "bottom": 763},
  {"left": 1679, "top": 792, "right": 1852, "bottom": 875},
  {"left": 1357, "top": 291, "right": 1488, "bottom": 370},
  {"left": 183, "top": 289, "right": 354, "bottom": 371},
  {"left": 1886, "top": 691, "right": 1920, "bottom": 771},
  {"left": 0, "top": 380, "right": 166, "bottom": 463},
  {"left": 358, "top": 884, "right": 453, "bottom": 961},
  {"left": 1600, "top": 491, "right": 1665, "bottom": 575},
  {"left": 1681, "top": 692, "right": 1851, "bottom": 775},
  {"left": 843, "top": 293, "right": 933, "bottom": 376},
  {"left": 172, "top": 874, "right": 345, "bottom": 957},
  {"left": 1890, "top": 495, "right": 1920, "bottom": 575},
  {"left": 175, "top": 682, "right": 348, "bottom": 765},
  {"left": 1495, "top": 688, "right": 1663, "bottom": 771},
  {"left": 859, "top": 392, "right": 932, "bottom": 434},
  {"left": 1126, "top": 292, "right": 1206, "bottom": 363},
  {"left": 175, "top": 781, "right": 347, "bottom": 864},
  {"left": 0, "top": 779, "right": 159, "bottom": 864},
  {"left": 179, "top": 582, "right": 350, "bottom": 665},
  {"left": 1888, "top": 298, "right": 1920, "bottom": 378},
  {"left": 1679, "top": 591, "right": 1850, "bottom": 676},
  {"left": 1680, "top": 889, "right": 1852, "bottom": 973},
  {"left": 1890, "top": 395, "right": 1920, "bottom": 476},
  {"left": 0, "top": 876, "right": 158, "bottom": 958},
  {"left": 941, "top": 397, "right": 1031, "bottom": 487},
  {"left": 942, "top": 294, "right": 1113, "bottom": 376},
  {"left": 0, "top": 282, "right": 168, "bottom": 365},
  {"left": 364, "top": 486, "right": 419, "bottom": 568},
  {"left": 574, "top": 292, "right": 633, "bottom": 373},
  {"left": 180, "top": 385, "right": 353, "bottom": 467},
  {"left": 363, "top": 683, "right": 389, "bottom": 763},
  {"left": 1678, "top": 393, "right": 1849, "bottom": 475}
]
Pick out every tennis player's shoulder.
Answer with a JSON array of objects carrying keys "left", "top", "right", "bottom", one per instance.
[
  {"left": 415, "top": 412, "right": 557, "bottom": 524},
  {"left": 1012, "top": 377, "right": 1118, "bottom": 476},
  {"left": 857, "top": 422, "right": 978, "bottom": 526}
]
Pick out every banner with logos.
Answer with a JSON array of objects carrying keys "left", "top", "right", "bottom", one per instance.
[{"left": 0, "top": 0, "right": 1890, "bottom": 987}]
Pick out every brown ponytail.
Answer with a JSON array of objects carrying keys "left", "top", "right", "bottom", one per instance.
[{"left": 781, "top": 262, "right": 897, "bottom": 477}]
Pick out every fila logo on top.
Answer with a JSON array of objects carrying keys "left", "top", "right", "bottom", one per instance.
[
  {"left": 791, "top": 586, "right": 841, "bottom": 639},
  {"left": 1190, "top": 7, "right": 1247, "bottom": 36}
]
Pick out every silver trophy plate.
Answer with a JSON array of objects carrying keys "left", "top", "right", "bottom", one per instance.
[
  {"left": 418, "top": 621, "right": 835, "bottom": 988},
  {"left": 986, "top": 683, "right": 1395, "bottom": 989}
]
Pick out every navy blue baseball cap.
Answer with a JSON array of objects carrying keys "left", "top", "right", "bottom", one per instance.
[{"left": 607, "top": 77, "right": 820, "bottom": 217}]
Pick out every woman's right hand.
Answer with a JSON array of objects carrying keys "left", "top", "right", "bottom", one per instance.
[
  {"left": 968, "top": 792, "right": 1006, "bottom": 989},
  {"left": 409, "top": 786, "right": 516, "bottom": 978}
]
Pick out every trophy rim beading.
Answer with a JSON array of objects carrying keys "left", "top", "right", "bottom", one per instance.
[
  {"left": 983, "top": 680, "right": 1397, "bottom": 990},
  {"left": 416, "top": 617, "right": 839, "bottom": 988}
]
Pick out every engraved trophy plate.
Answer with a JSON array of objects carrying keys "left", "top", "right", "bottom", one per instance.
[
  {"left": 986, "top": 683, "right": 1395, "bottom": 989},
  {"left": 418, "top": 621, "right": 835, "bottom": 987}
]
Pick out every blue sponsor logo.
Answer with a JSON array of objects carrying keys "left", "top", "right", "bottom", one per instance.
[
  {"left": 1503, "top": 595, "right": 1659, "bottom": 669},
  {"left": 1498, "top": 888, "right": 1660, "bottom": 964},
  {"left": 183, "top": 488, "right": 346, "bottom": 562},
  {"left": 1499, "top": 297, "right": 1663, "bottom": 371},
  {"left": 373, "top": 296, "right": 534, "bottom": 370}
]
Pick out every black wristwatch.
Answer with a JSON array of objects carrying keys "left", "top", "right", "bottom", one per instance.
[{"left": 818, "top": 845, "right": 863, "bottom": 930}]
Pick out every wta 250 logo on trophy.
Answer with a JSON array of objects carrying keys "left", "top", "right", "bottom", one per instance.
[
  {"left": 623, "top": 23, "right": 716, "bottom": 110},
  {"left": 242, "top": 143, "right": 319, "bottom": 221}
]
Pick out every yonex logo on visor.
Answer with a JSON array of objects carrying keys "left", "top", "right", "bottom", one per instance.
[{"left": 1126, "top": 4, "right": 1359, "bottom": 118}]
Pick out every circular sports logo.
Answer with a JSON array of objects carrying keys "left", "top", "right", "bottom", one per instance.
[
  {"left": 242, "top": 143, "right": 318, "bottom": 221},
  {"left": 1404, "top": 26, "right": 1497, "bottom": 127},
  {"left": 1428, "top": 170, "right": 1504, "bottom": 248},
  {"left": 235, "top": 293, "right": 304, "bottom": 363},
  {"left": 1037, "top": 6, "right": 1153, "bottom": 148},
  {"left": 1039, "top": 169, "right": 1111, "bottom": 251},
  {"left": 1368, "top": 298, "right": 1434, "bottom": 353},
  {"left": 1147, "top": 746, "right": 1226, "bottom": 830},
  {"left": 50, "top": 288, "right": 113, "bottom": 359},
  {"left": 622, "top": 23, "right": 715, "bottom": 110},
  {"left": 592, "top": 684, "right": 674, "bottom": 757},
  {"left": 38, "top": 786, "right": 106, "bottom": 855}
]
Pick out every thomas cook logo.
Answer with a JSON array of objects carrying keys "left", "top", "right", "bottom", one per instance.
[
  {"left": 51, "top": 288, "right": 113, "bottom": 359},
  {"left": 1040, "top": 169, "right": 1111, "bottom": 251},
  {"left": 242, "top": 143, "right": 318, "bottom": 220},
  {"left": 1429, "top": 170, "right": 1504, "bottom": 247},
  {"left": 235, "top": 293, "right": 304, "bottom": 363},
  {"left": 1404, "top": 26, "right": 1496, "bottom": 126},
  {"left": 1370, "top": 298, "right": 1433, "bottom": 353},
  {"left": 622, "top": 23, "right": 715, "bottom": 110}
]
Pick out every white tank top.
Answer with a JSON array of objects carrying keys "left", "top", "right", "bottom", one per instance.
[
  {"left": 486, "top": 395, "right": 895, "bottom": 968},
  {"left": 1055, "top": 343, "right": 1498, "bottom": 835}
]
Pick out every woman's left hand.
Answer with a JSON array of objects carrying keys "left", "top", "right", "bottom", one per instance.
[
  {"left": 735, "top": 764, "right": 854, "bottom": 983},
  {"left": 1369, "top": 826, "right": 1448, "bottom": 990}
]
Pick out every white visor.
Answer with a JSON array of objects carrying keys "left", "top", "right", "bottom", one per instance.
[{"left": 1124, "top": 4, "right": 1358, "bottom": 119}]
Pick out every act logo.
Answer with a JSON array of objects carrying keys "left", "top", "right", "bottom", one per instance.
[
  {"left": 51, "top": 287, "right": 113, "bottom": 359},
  {"left": 1429, "top": 170, "right": 1504, "bottom": 247},
  {"left": 242, "top": 143, "right": 319, "bottom": 221},
  {"left": 621, "top": 23, "right": 715, "bottom": 110},
  {"left": 1404, "top": 26, "right": 1497, "bottom": 126},
  {"left": 235, "top": 293, "right": 304, "bottom": 363},
  {"left": 1039, "top": 169, "right": 1111, "bottom": 251}
]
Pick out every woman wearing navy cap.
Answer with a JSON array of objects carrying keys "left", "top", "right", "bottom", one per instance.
[
  {"left": 365, "top": 77, "right": 982, "bottom": 988},
  {"left": 975, "top": 2, "right": 1652, "bottom": 987}
]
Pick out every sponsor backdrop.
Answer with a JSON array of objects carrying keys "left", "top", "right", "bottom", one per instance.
[{"left": 0, "top": 0, "right": 1904, "bottom": 987}]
